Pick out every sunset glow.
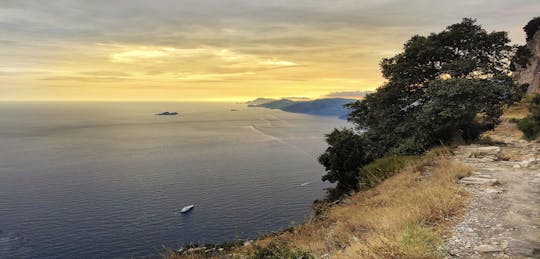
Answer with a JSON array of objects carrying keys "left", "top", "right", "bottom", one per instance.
[{"left": 1, "top": 0, "right": 538, "bottom": 101}]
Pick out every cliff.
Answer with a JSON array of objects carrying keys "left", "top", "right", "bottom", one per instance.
[
  {"left": 514, "top": 30, "right": 540, "bottom": 94},
  {"left": 165, "top": 107, "right": 540, "bottom": 259},
  {"left": 249, "top": 98, "right": 355, "bottom": 118}
]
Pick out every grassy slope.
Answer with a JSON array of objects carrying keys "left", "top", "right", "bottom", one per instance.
[{"left": 165, "top": 148, "right": 472, "bottom": 258}]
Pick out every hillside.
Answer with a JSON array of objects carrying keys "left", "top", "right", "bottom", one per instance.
[
  {"left": 245, "top": 98, "right": 278, "bottom": 106},
  {"left": 514, "top": 25, "right": 540, "bottom": 94},
  {"left": 164, "top": 18, "right": 540, "bottom": 259},
  {"left": 165, "top": 147, "right": 471, "bottom": 258},
  {"left": 164, "top": 104, "right": 539, "bottom": 259},
  {"left": 248, "top": 98, "right": 356, "bottom": 118}
]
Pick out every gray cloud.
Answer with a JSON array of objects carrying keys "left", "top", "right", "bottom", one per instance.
[
  {"left": 2, "top": 0, "right": 538, "bottom": 45},
  {"left": 1, "top": 0, "right": 539, "bottom": 100},
  {"left": 325, "top": 91, "right": 374, "bottom": 98}
]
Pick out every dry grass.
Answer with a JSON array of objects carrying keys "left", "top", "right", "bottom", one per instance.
[
  {"left": 501, "top": 99, "right": 529, "bottom": 120},
  {"left": 481, "top": 121, "right": 524, "bottom": 143},
  {"left": 166, "top": 151, "right": 471, "bottom": 259}
]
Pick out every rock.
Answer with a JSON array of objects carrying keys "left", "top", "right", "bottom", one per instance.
[
  {"left": 243, "top": 241, "right": 252, "bottom": 247},
  {"left": 156, "top": 111, "right": 179, "bottom": 116},
  {"left": 468, "top": 146, "right": 501, "bottom": 156},
  {"left": 485, "top": 188, "right": 502, "bottom": 194},
  {"left": 514, "top": 28, "right": 540, "bottom": 94},
  {"left": 475, "top": 244, "right": 503, "bottom": 253},
  {"left": 519, "top": 159, "right": 537, "bottom": 168},
  {"left": 187, "top": 247, "right": 205, "bottom": 253},
  {"left": 218, "top": 248, "right": 224, "bottom": 252},
  {"left": 474, "top": 174, "right": 493, "bottom": 179},
  {"left": 501, "top": 240, "right": 509, "bottom": 249},
  {"left": 459, "top": 176, "right": 499, "bottom": 185}
]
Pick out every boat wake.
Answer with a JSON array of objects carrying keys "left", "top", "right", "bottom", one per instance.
[{"left": 247, "top": 125, "right": 288, "bottom": 145}]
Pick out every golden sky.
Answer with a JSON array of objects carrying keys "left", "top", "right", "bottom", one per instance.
[{"left": 1, "top": 0, "right": 538, "bottom": 101}]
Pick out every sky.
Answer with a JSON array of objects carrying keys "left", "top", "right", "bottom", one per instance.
[{"left": 0, "top": 0, "right": 538, "bottom": 101}]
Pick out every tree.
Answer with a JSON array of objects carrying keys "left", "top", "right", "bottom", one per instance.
[
  {"left": 348, "top": 18, "right": 521, "bottom": 154},
  {"left": 510, "top": 45, "right": 532, "bottom": 71},
  {"left": 380, "top": 18, "right": 513, "bottom": 89},
  {"left": 320, "top": 19, "right": 524, "bottom": 196},
  {"left": 517, "top": 94, "right": 540, "bottom": 140},
  {"left": 318, "top": 129, "right": 371, "bottom": 193},
  {"left": 524, "top": 17, "right": 540, "bottom": 41}
]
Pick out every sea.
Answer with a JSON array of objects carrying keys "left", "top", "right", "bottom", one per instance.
[{"left": 0, "top": 102, "right": 348, "bottom": 258}]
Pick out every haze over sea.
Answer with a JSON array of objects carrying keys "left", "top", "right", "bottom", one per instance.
[{"left": 0, "top": 102, "right": 347, "bottom": 258}]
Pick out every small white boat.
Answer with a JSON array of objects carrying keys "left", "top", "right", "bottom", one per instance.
[{"left": 180, "top": 205, "right": 195, "bottom": 213}]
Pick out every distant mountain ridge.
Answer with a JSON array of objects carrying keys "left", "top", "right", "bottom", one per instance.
[
  {"left": 247, "top": 98, "right": 356, "bottom": 119},
  {"left": 245, "top": 98, "right": 278, "bottom": 106}
]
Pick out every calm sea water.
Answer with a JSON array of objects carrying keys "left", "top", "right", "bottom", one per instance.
[{"left": 0, "top": 102, "right": 347, "bottom": 258}]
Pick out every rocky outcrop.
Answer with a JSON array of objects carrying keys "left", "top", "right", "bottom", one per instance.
[
  {"left": 443, "top": 134, "right": 540, "bottom": 258},
  {"left": 514, "top": 30, "right": 540, "bottom": 94}
]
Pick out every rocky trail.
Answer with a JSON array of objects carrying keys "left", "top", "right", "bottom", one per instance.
[{"left": 444, "top": 130, "right": 540, "bottom": 258}]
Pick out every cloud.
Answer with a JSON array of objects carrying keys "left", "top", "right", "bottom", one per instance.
[
  {"left": 1, "top": 0, "right": 539, "bottom": 100},
  {"left": 79, "top": 71, "right": 132, "bottom": 77},
  {"left": 41, "top": 76, "right": 131, "bottom": 82},
  {"left": 111, "top": 49, "right": 171, "bottom": 63},
  {"left": 173, "top": 72, "right": 256, "bottom": 82},
  {"left": 325, "top": 91, "right": 374, "bottom": 98},
  {"left": 258, "top": 59, "right": 297, "bottom": 66}
]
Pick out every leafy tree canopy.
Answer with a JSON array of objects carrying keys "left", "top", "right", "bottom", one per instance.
[
  {"left": 318, "top": 129, "right": 371, "bottom": 192},
  {"left": 319, "top": 19, "right": 525, "bottom": 196},
  {"left": 381, "top": 18, "right": 512, "bottom": 89},
  {"left": 524, "top": 17, "right": 540, "bottom": 41}
]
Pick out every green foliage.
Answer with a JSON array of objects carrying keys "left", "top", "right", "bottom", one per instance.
[
  {"left": 419, "top": 78, "right": 517, "bottom": 138},
  {"left": 401, "top": 224, "right": 440, "bottom": 253},
  {"left": 358, "top": 155, "right": 420, "bottom": 190},
  {"left": 380, "top": 18, "right": 512, "bottom": 87},
  {"left": 318, "top": 129, "right": 371, "bottom": 193},
  {"left": 524, "top": 17, "right": 540, "bottom": 41},
  {"left": 319, "top": 18, "right": 523, "bottom": 196},
  {"left": 517, "top": 94, "right": 540, "bottom": 140},
  {"left": 510, "top": 45, "right": 532, "bottom": 71}
]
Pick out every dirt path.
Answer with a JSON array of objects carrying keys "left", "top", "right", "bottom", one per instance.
[{"left": 444, "top": 135, "right": 540, "bottom": 258}]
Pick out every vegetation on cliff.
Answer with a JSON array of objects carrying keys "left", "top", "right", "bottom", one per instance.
[
  {"left": 249, "top": 98, "right": 355, "bottom": 118},
  {"left": 319, "top": 18, "right": 525, "bottom": 197},
  {"left": 164, "top": 18, "right": 533, "bottom": 259},
  {"left": 517, "top": 94, "right": 540, "bottom": 140},
  {"left": 164, "top": 148, "right": 470, "bottom": 258},
  {"left": 524, "top": 17, "right": 540, "bottom": 41}
]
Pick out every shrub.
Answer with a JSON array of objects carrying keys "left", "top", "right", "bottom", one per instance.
[
  {"left": 510, "top": 45, "right": 532, "bottom": 71},
  {"left": 320, "top": 19, "right": 522, "bottom": 196},
  {"left": 318, "top": 128, "right": 372, "bottom": 193},
  {"left": 517, "top": 94, "right": 540, "bottom": 140},
  {"left": 400, "top": 224, "right": 441, "bottom": 256},
  {"left": 524, "top": 17, "right": 540, "bottom": 41},
  {"left": 358, "top": 155, "right": 420, "bottom": 190}
]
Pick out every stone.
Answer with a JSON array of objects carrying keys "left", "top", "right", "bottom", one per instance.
[
  {"left": 475, "top": 174, "right": 493, "bottom": 179},
  {"left": 187, "top": 247, "right": 205, "bottom": 253},
  {"left": 514, "top": 30, "right": 540, "bottom": 94},
  {"left": 485, "top": 188, "right": 502, "bottom": 194},
  {"left": 459, "top": 176, "right": 499, "bottom": 185},
  {"left": 519, "top": 159, "right": 537, "bottom": 168},
  {"left": 475, "top": 244, "right": 503, "bottom": 253},
  {"left": 501, "top": 240, "right": 509, "bottom": 249}
]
